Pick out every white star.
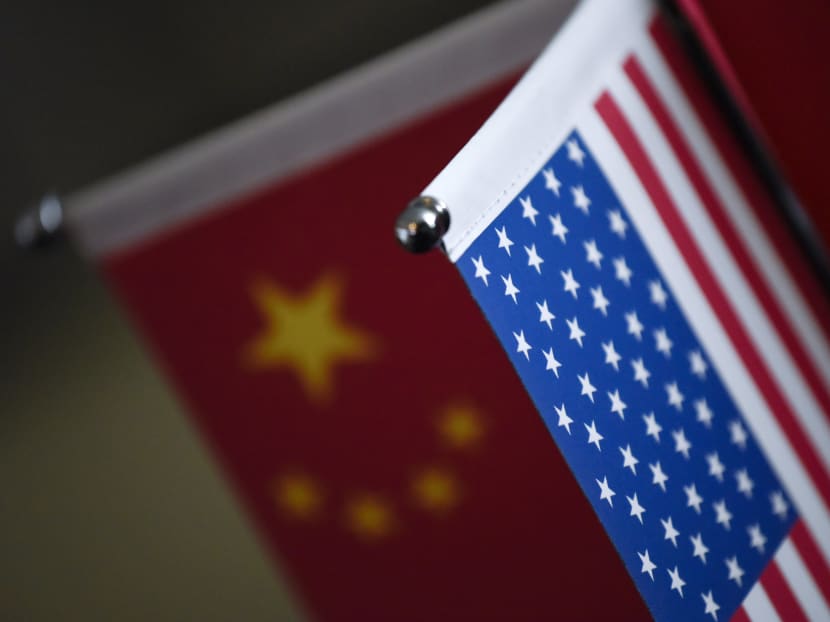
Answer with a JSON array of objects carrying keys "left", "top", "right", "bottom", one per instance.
[
  {"left": 543, "top": 167, "right": 561, "bottom": 196},
  {"left": 713, "top": 500, "right": 733, "bottom": 530},
  {"left": 608, "top": 209, "right": 628, "bottom": 238},
  {"left": 471, "top": 256, "right": 490, "bottom": 286},
  {"left": 631, "top": 358, "right": 651, "bottom": 388},
  {"left": 735, "top": 469, "right": 754, "bottom": 498},
  {"left": 501, "top": 274, "right": 519, "bottom": 304},
  {"left": 536, "top": 299, "right": 555, "bottom": 330},
  {"left": 602, "top": 341, "right": 621, "bottom": 371},
  {"left": 585, "top": 420, "right": 604, "bottom": 451},
  {"left": 561, "top": 268, "right": 580, "bottom": 299},
  {"left": 571, "top": 185, "right": 591, "bottom": 214},
  {"left": 549, "top": 213, "right": 568, "bottom": 243},
  {"left": 654, "top": 327, "right": 673, "bottom": 357},
  {"left": 543, "top": 348, "right": 562, "bottom": 378},
  {"left": 584, "top": 239, "right": 603, "bottom": 269},
  {"left": 644, "top": 412, "right": 662, "bottom": 443},
  {"left": 579, "top": 372, "right": 597, "bottom": 403},
  {"left": 668, "top": 566, "right": 686, "bottom": 597},
  {"left": 702, "top": 591, "right": 720, "bottom": 620},
  {"left": 689, "top": 350, "right": 708, "bottom": 379},
  {"left": 613, "top": 256, "right": 633, "bottom": 286},
  {"left": 525, "top": 243, "right": 544, "bottom": 274},
  {"left": 673, "top": 428, "right": 692, "bottom": 460},
  {"left": 649, "top": 279, "right": 668, "bottom": 310},
  {"left": 496, "top": 226, "right": 513, "bottom": 255},
  {"left": 748, "top": 524, "right": 767, "bottom": 553},
  {"left": 513, "top": 330, "right": 531, "bottom": 360},
  {"left": 625, "top": 311, "right": 644, "bottom": 340},
  {"left": 554, "top": 403, "right": 573, "bottom": 434},
  {"left": 608, "top": 389, "right": 627, "bottom": 419},
  {"left": 694, "top": 399, "right": 714, "bottom": 428},
  {"left": 567, "top": 316, "right": 586, "bottom": 347},
  {"left": 519, "top": 195, "right": 538, "bottom": 225},
  {"left": 770, "top": 491, "right": 789, "bottom": 520},
  {"left": 595, "top": 475, "right": 615, "bottom": 506},
  {"left": 627, "top": 493, "right": 646, "bottom": 524},
  {"left": 706, "top": 452, "right": 725, "bottom": 482},
  {"left": 726, "top": 556, "right": 744, "bottom": 587},
  {"left": 684, "top": 483, "right": 704, "bottom": 514},
  {"left": 591, "top": 286, "right": 610, "bottom": 316},
  {"left": 729, "top": 420, "right": 748, "bottom": 450},
  {"left": 691, "top": 532, "right": 710, "bottom": 563},
  {"left": 620, "top": 444, "right": 639, "bottom": 474},
  {"left": 661, "top": 516, "right": 680, "bottom": 547},
  {"left": 666, "top": 381, "right": 685, "bottom": 411},
  {"left": 638, "top": 549, "right": 657, "bottom": 581},
  {"left": 566, "top": 137, "right": 585, "bottom": 166},
  {"left": 650, "top": 461, "right": 669, "bottom": 492}
]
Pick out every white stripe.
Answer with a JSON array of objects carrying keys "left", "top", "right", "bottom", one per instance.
[
  {"left": 428, "top": 0, "right": 655, "bottom": 261},
  {"left": 637, "top": 35, "right": 830, "bottom": 396},
  {"left": 776, "top": 538, "right": 830, "bottom": 622},
  {"left": 67, "top": 0, "right": 578, "bottom": 258},
  {"left": 744, "top": 583, "right": 783, "bottom": 622},
  {"left": 609, "top": 59, "right": 830, "bottom": 479},
  {"left": 578, "top": 107, "right": 830, "bottom": 565}
]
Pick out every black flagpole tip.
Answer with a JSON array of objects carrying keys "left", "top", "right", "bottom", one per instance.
[
  {"left": 394, "top": 195, "right": 450, "bottom": 254},
  {"left": 14, "top": 193, "right": 65, "bottom": 250}
]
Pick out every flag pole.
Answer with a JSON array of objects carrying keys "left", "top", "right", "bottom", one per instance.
[{"left": 656, "top": 0, "right": 830, "bottom": 292}]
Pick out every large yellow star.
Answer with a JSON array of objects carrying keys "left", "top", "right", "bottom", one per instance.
[{"left": 243, "top": 274, "right": 378, "bottom": 404}]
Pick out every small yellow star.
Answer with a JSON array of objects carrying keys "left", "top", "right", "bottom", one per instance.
[
  {"left": 412, "top": 467, "right": 459, "bottom": 514},
  {"left": 438, "top": 402, "right": 484, "bottom": 449},
  {"left": 243, "top": 274, "right": 378, "bottom": 404},
  {"left": 274, "top": 473, "right": 322, "bottom": 520},
  {"left": 345, "top": 494, "right": 395, "bottom": 539}
]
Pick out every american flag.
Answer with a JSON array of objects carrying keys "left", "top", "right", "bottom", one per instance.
[{"left": 444, "top": 6, "right": 830, "bottom": 622}]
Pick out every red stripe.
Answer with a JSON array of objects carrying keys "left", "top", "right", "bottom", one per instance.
[
  {"left": 595, "top": 91, "right": 830, "bottom": 513},
  {"left": 791, "top": 519, "right": 830, "bottom": 606},
  {"left": 760, "top": 560, "right": 810, "bottom": 622},
  {"left": 650, "top": 16, "right": 830, "bottom": 382},
  {"left": 729, "top": 606, "right": 751, "bottom": 622},
  {"left": 624, "top": 53, "right": 830, "bottom": 460}
]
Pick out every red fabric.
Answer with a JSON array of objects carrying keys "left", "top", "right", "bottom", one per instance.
[
  {"left": 103, "top": 76, "right": 648, "bottom": 620},
  {"left": 678, "top": 0, "right": 830, "bottom": 249}
]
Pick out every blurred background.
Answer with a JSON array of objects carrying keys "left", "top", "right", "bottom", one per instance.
[{"left": 0, "top": 1, "right": 496, "bottom": 619}]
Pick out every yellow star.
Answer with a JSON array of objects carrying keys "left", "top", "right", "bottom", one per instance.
[
  {"left": 412, "top": 467, "right": 459, "bottom": 513},
  {"left": 345, "top": 494, "right": 395, "bottom": 539},
  {"left": 274, "top": 473, "right": 322, "bottom": 519},
  {"left": 243, "top": 274, "right": 378, "bottom": 404},
  {"left": 438, "top": 402, "right": 484, "bottom": 449}
]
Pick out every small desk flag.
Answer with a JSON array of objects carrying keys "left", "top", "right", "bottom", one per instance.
[{"left": 426, "top": 1, "right": 830, "bottom": 621}]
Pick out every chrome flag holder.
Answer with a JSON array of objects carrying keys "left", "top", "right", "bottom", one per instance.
[
  {"left": 394, "top": 195, "right": 450, "bottom": 254},
  {"left": 14, "top": 193, "right": 65, "bottom": 250}
]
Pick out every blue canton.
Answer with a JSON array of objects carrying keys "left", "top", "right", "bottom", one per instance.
[{"left": 458, "top": 130, "right": 796, "bottom": 621}]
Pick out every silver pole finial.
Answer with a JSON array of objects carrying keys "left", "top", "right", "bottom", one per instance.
[
  {"left": 14, "top": 193, "right": 65, "bottom": 249},
  {"left": 394, "top": 195, "right": 450, "bottom": 254}
]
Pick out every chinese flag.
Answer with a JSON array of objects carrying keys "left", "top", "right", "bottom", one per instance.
[{"left": 100, "top": 48, "right": 647, "bottom": 622}]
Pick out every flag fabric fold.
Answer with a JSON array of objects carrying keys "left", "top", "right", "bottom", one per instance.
[{"left": 427, "top": 0, "right": 830, "bottom": 620}]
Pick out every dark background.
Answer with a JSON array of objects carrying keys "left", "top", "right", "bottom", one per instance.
[{"left": 0, "top": 2, "right": 495, "bottom": 619}]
